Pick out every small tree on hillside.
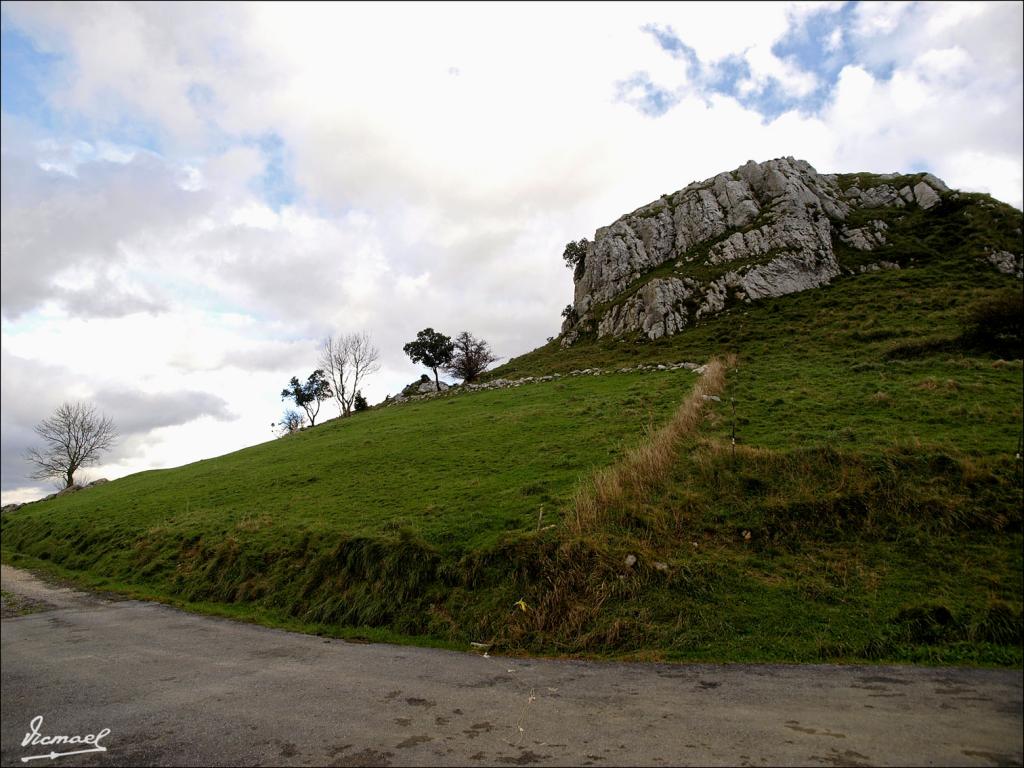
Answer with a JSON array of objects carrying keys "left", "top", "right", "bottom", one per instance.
[
  {"left": 562, "top": 238, "right": 589, "bottom": 279},
  {"left": 280, "top": 370, "right": 333, "bottom": 427},
  {"left": 353, "top": 391, "right": 369, "bottom": 412},
  {"left": 403, "top": 328, "right": 454, "bottom": 391},
  {"left": 273, "top": 409, "right": 305, "bottom": 436},
  {"left": 319, "top": 331, "right": 381, "bottom": 418},
  {"left": 445, "top": 331, "right": 500, "bottom": 383},
  {"left": 26, "top": 402, "right": 118, "bottom": 489}
]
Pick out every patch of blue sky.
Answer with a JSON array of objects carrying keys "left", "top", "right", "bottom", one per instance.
[
  {"left": 1, "top": 311, "right": 52, "bottom": 336},
  {"left": 634, "top": 23, "right": 802, "bottom": 119},
  {"left": 250, "top": 132, "right": 298, "bottom": 210},
  {"left": 130, "top": 271, "right": 259, "bottom": 321},
  {"left": 2, "top": 15, "right": 164, "bottom": 154},
  {"left": 769, "top": 4, "right": 900, "bottom": 100},
  {"left": 633, "top": 5, "right": 897, "bottom": 122},
  {"left": 614, "top": 73, "right": 679, "bottom": 117},
  {"left": 771, "top": 4, "right": 856, "bottom": 81},
  {"left": 198, "top": 128, "right": 301, "bottom": 209},
  {"left": 1, "top": 19, "right": 62, "bottom": 130}
]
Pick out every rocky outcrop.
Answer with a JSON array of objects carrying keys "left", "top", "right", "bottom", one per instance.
[{"left": 559, "top": 157, "right": 970, "bottom": 344}]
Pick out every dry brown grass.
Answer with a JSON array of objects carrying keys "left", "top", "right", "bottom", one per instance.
[
  {"left": 568, "top": 356, "right": 732, "bottom": 535},
  {"left": 493, "top": 358, "right": 734, "bottom": 651}
]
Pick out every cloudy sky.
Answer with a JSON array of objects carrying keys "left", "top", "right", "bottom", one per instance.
[{"left": 2, "top": 1, "right": 1022, "bottom": 503}]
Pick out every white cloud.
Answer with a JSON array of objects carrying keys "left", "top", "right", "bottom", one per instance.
[
  {"left": 852, "top": 1, "right": 913, "bottom": 38},
  {"left": 825, "top": 26, "right": 844, "bottom": 54}
]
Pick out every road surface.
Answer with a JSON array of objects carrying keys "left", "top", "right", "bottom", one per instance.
[{"left": 1, "top": 565, "right": 1021, "bottom": 766}]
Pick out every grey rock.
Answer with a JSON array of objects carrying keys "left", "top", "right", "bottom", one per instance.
[
  {"left": 841, "top": 220, "right": 888, "bottom": 251},
  {"left": 858, "top": 260, "right": 901, "bottom": 273},
  {"left": 597, "top": 277, "right": 697, "bottom": 340},
  {"left": 986, "top": 250, "right": 1023, "bottom": 278},
  {"left": 921, "top": 172, "right": 950, "bottom": 193},
  {"left": 729, "top": 251, "right": 840, "bottom": 301},
  {"left": 858, "top": 185, "right": 906, "bottom": 209},
  {"left": 912, "top": 181, "right": 941, "bottom": 210},
  {"left": 624, "top": 554, "right": 637, "bottom": 568}
]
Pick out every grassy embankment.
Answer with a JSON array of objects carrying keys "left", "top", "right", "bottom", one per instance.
[{"left": 2, "top": 189, "right": 1021, "bottom": 665}]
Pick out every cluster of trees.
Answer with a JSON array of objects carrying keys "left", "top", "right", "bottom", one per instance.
[
  {"left": 276, "top": 331, "right": 379, "bottom": 435},
  {"left": 277, "top": 327, "right": 499, "bottom": 435},
  {"left": 403, "top": 328, "right": 498, "bottom": 388}
]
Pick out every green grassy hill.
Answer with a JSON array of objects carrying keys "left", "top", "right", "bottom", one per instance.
[{"left": 2, "top": 189, "right": 1022, "bottom": 666}]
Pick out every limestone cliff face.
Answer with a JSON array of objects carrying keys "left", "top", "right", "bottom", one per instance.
[{"left": 559, "top": 157, "right": 966, "bottom": 345}]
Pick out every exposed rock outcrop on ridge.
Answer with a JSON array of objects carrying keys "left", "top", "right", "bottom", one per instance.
[{"left": 559, "top": 157, "right": 1016, "bottom": 345}]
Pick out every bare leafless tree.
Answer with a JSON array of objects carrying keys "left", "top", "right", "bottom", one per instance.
[
  {"left": 319, "top": 332, "right": 381, "bottom": 417},
  {"left": 25, "top": 402, "right": 118, "bottom": 489},
  {"left": 272, "top": 409, "right": 305, "bottom": 437}
]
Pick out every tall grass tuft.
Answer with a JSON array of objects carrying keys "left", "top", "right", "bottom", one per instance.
[{"left": 569, "top": 356, "right": 731, "bottom": 535}]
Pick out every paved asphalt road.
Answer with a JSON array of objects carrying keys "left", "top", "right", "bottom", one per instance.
[{"left": 1, "top": 565, "right": 1021, "bottom": 767}]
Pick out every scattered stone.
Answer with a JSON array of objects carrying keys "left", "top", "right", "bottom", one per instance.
[
  {"left": 920, "top": 172, "right": 950, "bottom": 193},
  {"left": 652, "top": 561, "right": 669, "bottom": 572},
  {"left": 912, "top": 181, "right": 941, "bottom": 210},
  {"left": 858, "top": 260, "right": 901, "bottom": 273},
  {"left": 841, "top": 220, "right": 888, "bottom": 251},
  {"left": 855, "top": 184, "right": 906, "bottom": 209},
  {"left": 624, "top": 554, "right": 637, "bottom": 568},
  {"left": 381, "top": 360, "right": 709, "bottom": 407},
  {"left": 986, "top": 250, "right": 1023, "bottom": 278}
]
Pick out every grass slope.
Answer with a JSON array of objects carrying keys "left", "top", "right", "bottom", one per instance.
[{"left": 2, "top": 194, "right": 1022, "bottom": 666}]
